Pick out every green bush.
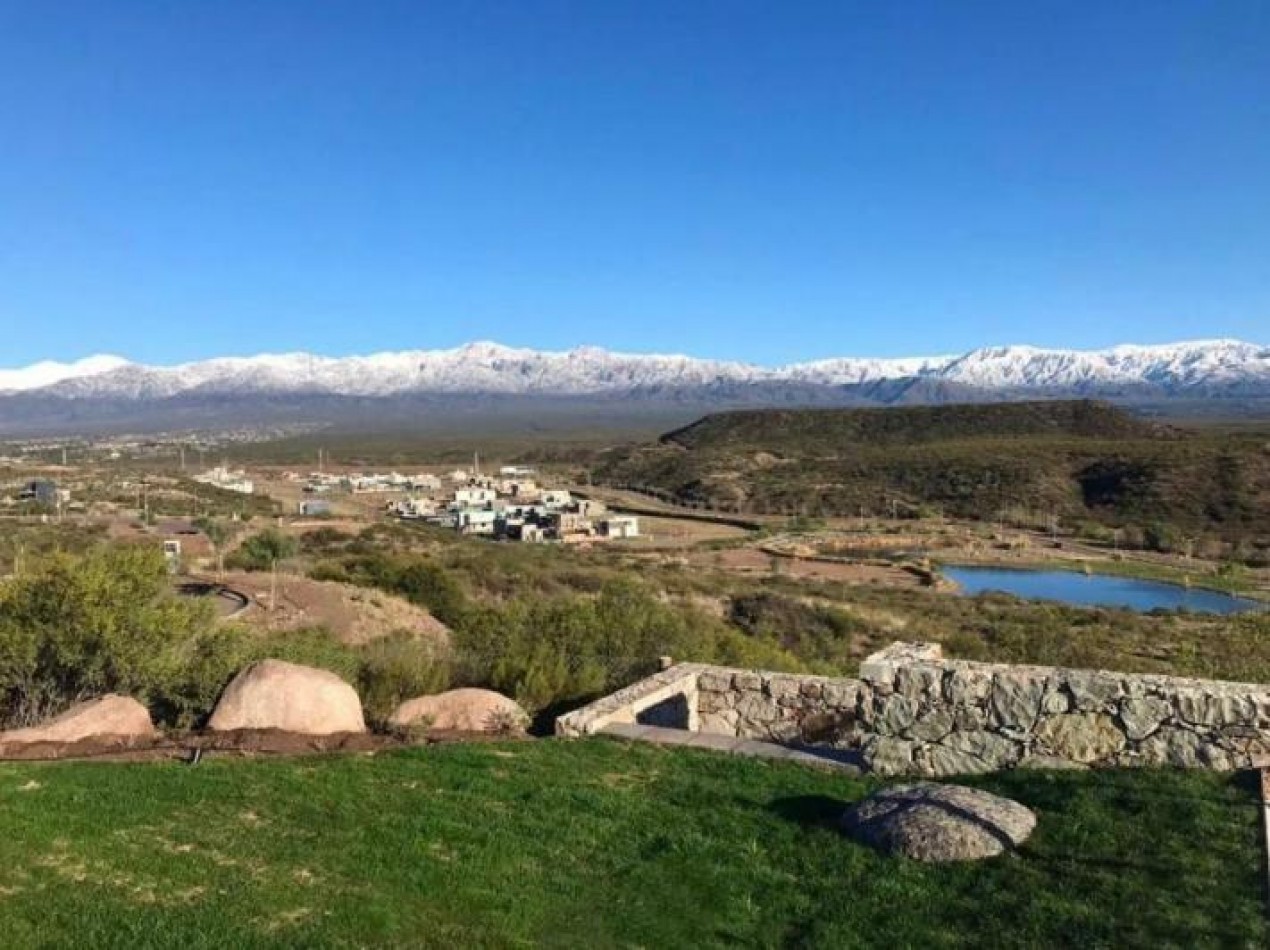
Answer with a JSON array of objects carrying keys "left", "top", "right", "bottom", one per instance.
[
  {"left": 357, "top": 633, "right": 450, "bottom": 726},
  {"left": 1145, "top": 522, "right": 1183, "bottom": 553},
  {"left": 0, "top": 545, "right": 217, "bottom": 727},
  {"left": 729, "top": 592, "right": 867, "bottom": 666},
  {"left": 0, "top": 543, "right": 448, "bottom": 730},
  {"left": 226, "top": 529, "right": 299, "bottom": 572},
  {"left": 313, "top": 554, "right": 468, "bottom": 626}
]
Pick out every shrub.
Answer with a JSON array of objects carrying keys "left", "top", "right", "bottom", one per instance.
[
  {"left": 729, "top": 592, "right": 866, "bottom": 664},
  {"left": 313, "top": 553, "right": 469, "bottom": 626},
  {"left": 255, "top": 627, "right": 362, "bottom": 683},
  {"left": 357, "top": 633, "right": 451, "bottom": 726},
  {"left": 0, "top": 545, "right": 217, "bottom": 727},
  {"left": 226, "top": 529, "right": 299, "bottom": 572},
  {"left": 1144, "top": 522, "right": 1183, "bottom": 553}
]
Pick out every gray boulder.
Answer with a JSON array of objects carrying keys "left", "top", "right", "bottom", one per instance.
[{"left": 841, "top": 782, "right": 1036, "bottom": 862}]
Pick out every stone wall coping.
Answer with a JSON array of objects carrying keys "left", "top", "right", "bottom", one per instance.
[
  {"left": 691, "top": 645, "right": 1270, "bottom": 699},
  {"left": 873, "top": 653, "right": 1270, "bottom": 698},
  {"left": 555, "top": 664, "right": 706, "bottom": 737}
]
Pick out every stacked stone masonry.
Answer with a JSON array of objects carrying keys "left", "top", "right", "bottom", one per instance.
[{"left": 556, "top": 642, "right": 1270, "bottom": 777}]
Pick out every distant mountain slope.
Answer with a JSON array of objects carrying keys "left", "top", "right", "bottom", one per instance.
[
  {"left": 594, "top": 400, "right": 1270, "bottom": 540},
  {"left": 661, "top": 400, "right": 1166, "bottom": 452},
  {"left": 1, "top": 338, "right": 1267, "bottom": 398},
  {"left": 0, "top": 338, "right": 1268, "bottom": 435}
]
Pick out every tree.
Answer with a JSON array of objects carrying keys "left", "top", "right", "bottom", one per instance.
[
  {"left": 194, "top": 517, "right": 238, "bottom": 577},
  {"left": 226, "top": 529, "right": 298, "bottom": 572}
]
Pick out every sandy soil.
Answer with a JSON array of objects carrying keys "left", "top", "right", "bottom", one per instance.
[
  {"left": 623, "top": 515, "right": 751, "bottom": 547},
  {"left": 688, "top": 546, "right": 927, "bottom": 588}
]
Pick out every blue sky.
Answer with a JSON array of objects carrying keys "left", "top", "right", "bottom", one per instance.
[{"left": 1, "top": 1, "right": 1267, "bottom": 366}]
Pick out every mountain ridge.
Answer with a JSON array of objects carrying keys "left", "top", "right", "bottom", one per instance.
[
  {"left": 2, "top": 338, "right": 1268, "bottom": 399},
  {"left": 2, "top": 338, "right": 1269, "bottom": 436}
]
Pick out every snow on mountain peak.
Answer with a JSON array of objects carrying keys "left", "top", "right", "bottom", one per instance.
[{"left": 1, "top": 338, "right": 1267, "bottom": 400}]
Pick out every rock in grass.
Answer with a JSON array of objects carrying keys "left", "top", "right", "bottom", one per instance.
[
  {"left": 389, "top": 688, "right": 528, "bottom": 733},
  {"left": 209, "top": 660, "right": 366, "bottom": 734},
  {"left": 0, "top": 695, "right": 157, "bottom": 748},
  {"left": 841, "top": 782, "right": 1035, "bottom": 862}
]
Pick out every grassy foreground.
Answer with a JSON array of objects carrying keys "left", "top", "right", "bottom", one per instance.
[{"left": 0, "top": 740, "right": 1264, "bottom": 948}]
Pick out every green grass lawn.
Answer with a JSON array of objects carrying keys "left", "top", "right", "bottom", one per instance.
[{"left": 0, "top": 739, "right": 1264, "bottom": 948}]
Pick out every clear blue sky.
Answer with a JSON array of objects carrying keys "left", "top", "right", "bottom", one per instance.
[{"left": 1, "top": 1, "right": 1267, "bottom": 366}]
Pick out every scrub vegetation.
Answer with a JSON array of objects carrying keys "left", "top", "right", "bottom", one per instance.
[{"left": 594, "top": 400, "right": 1270, "bottom": 550}]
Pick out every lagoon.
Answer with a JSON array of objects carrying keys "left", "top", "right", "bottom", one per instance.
[{"left": 942, "top": 565, "right": 1264, "bottom": 615}]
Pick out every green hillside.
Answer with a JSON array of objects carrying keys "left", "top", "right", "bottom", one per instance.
[
  {"left": 595, "top": 400, "right": 1270, "bottom": 544},
  {"left": 662, "top": 400, "right": 1167, "bottom": 451}
]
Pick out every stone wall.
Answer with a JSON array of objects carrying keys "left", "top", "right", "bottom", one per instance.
[
  {"left": 555, "top": 665, "right": 703, "bottom": 737},
  {"left": 558, "top": 642, "right": 1270, "bottom": 777}
]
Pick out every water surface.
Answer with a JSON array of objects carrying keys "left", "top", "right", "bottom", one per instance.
[{"left": 942, "top": 565, "right": 1264, "bottom": 615}]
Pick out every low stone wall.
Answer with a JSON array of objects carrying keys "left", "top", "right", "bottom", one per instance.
[
  {"left": 557, "top": 642, "right": 1270, "bottom": 777},
  {"left": 555, "top": 665, "right": 704, "bottom": 737}
]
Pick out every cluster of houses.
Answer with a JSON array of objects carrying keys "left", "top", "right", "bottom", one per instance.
[
  {"left": 291, "top": 470, "right": 442, "bottom": 496},
  {"left": 391, "top": 468, "right": 639, "bottom": 543},
  {"left": 194, "top": 466, "right": 255, "bottom": 495}
]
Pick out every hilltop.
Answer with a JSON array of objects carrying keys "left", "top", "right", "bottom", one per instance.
[
  {"left": 595, "top": 400, "right": 1270, "bottom": 540},
  {"left": 660, "top": 400, "right": 1166, "bottom": 452}
]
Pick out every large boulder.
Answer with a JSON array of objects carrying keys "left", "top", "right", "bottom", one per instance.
[
  {"left": 0, "top": 695, "right": 156, "bottom": 748},
  {"left": 208, "top": 660, "right": 366, "bottom": 734},
  {"left": 389, "top": 688, "right": 528, "bottom": 733},
  {"left": 841, "top": 782, "right": 1036, "bottom": 862}
]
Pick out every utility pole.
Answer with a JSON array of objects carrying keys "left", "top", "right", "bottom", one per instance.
[{"left": 179, "top": 445, "right": 186, "bottom": 471}]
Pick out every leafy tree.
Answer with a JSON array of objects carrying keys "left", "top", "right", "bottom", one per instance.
[
  {"left": 227, "top": 528, "right": 298, "bottom": 572},
  {"left": 194, "top": 517, "right": 239, "bottom": 576}
]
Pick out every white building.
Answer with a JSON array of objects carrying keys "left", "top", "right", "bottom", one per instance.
[
  {"left": 541, "top": 489, "right": 572, "bottom": 510},
  {"left": 394, "top": 497, "right": 439, "bottom": 519},
  {"left": 457, "top": 508, "right": 498, "bottom": 535},
  {"left": 454, "top": 486, "right": 497, "bottom": 507},
  {"left": 194, "top": 466, "right": 254, "bottom": 495},
  {"left": 601, "top": 516, "right": 640, "bottom": 539}
]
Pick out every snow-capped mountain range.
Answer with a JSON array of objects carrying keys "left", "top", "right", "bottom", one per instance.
[
  {"left": 3, "top": 339, "right": 1268, "bottom": 399},
  {"left": 1, "top": 339, "right": 1267, "bottom": 435}
]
